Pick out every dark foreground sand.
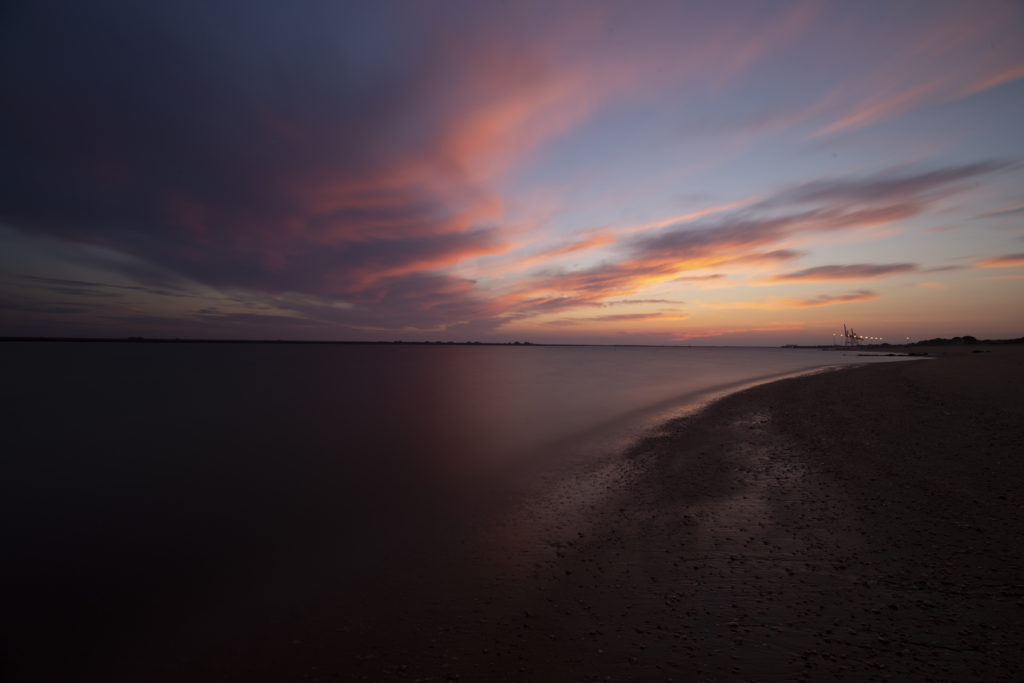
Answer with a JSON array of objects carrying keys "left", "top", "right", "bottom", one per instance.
[{"left": 36, "top": 346, "right": 1024, "bottom": 682}]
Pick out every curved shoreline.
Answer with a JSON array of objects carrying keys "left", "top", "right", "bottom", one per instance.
[
  {"left": 178, "top": 344, "right": 1023, "bottom": 682},
  {"left": 526, "top": 354, "right": 924, "bottom": 479},
  {"left": 14, "top": 346, "right": 1024, "bottom": 682}
]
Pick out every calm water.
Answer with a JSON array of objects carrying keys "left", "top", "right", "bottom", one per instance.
[{"left": 1, "top": 342, "right": 910, "bottom": 678}]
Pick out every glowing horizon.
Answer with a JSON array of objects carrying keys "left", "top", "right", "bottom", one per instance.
[{"left": 2, "top": 1, "right": 1022, "bottom": 345}]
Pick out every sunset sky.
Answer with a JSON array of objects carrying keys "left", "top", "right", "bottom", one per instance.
[{"left": 2, "top": 0, "right": 1023, "bottom": 344}]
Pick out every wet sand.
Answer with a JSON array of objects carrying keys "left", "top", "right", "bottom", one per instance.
[{"left": 23, "top": 346, "right": 1022, "bottom": 682}]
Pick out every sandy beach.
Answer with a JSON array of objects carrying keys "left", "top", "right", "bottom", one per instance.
[{"left": 143, "top": 344, "right": 1017, "bottom": 683}]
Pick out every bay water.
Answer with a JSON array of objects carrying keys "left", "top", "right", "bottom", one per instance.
[{"left": 1, "top": 342, "right": 911, "bottom": 677}]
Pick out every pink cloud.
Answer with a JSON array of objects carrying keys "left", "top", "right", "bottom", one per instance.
[
  {"left": 670, "top": 322, "right": 806, "bottom": 341},
  {"left": 705, "top": 290, "right": 879, "bottom": 310},
  {"left": 811, "top": 4, "right": 1024, "bottom": 137},
  {"left": 4, "top": 3, "right": 1020, "bottom": 341},
  {"left": 604, "top": 298, "right": 686, "bottom": 306},
  {"left": 785, "top": 290, "right": 880, "bottom": 308},
  {"left": 542, "top": 311, "right": 690, "bottom": 327},
  {"left": 976, "top": 253, "right": 1024, "bottom": 268},
  {"left": 497, "top": 162, "right": 1004, "bottom": 324},
  {"left": 974, "top": 203, "right": 1024, "bottom": 220}
]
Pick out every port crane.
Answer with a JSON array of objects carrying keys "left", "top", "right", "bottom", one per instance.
[{"left": 839, "top": 323, "right": 882, "bottom": 346}]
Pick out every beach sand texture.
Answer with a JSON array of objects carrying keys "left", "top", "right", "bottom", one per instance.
[{"left": 205, "top": 346, "right": 1024, "bottom": 683}]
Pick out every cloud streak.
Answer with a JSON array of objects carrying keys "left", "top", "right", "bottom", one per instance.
[
  {"left": 811, "top": 3, "right": 1024, "bottom": 136},
  {"left": 1, "top": 2, "right": 1022, "bottom": 341},
  {"left": 706, "top": 290, "right": 880, "bottom": 310},
  {"left": 0, "top": 1, "right": 832, "bottom": 335},
  {"left": 765, "top": 263, "right": 917, "bottom": 282},
  {"left": 542, "top": 311, "right": 690, "bottom": 327},
  {"left": 504, "top": 162, "right": 1002, "bottom": 320},
  {"left": 976, "top": 254, "right": 1024, "bottom": 268}
]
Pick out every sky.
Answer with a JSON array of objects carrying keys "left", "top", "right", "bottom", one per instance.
[{"left": 2, "top": 0, "right": 1023, "bottom": 345}]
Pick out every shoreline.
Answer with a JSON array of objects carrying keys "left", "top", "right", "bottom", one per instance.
[
  {"left": 12, "top": 345, "right": 1024, "bottom": 681},
  {"left": 231, "top": 345, "right": 1024, "bottom": 682}
]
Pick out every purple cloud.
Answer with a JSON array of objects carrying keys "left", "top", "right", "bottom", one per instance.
[{"left": 766, "top": 263, "right": 918, "bottom": 282}]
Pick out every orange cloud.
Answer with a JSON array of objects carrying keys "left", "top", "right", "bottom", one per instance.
[
  {"left": 436, "top": 68, "right": 594, "bottom": 184},
  {"left": 620, "top": 196, "right": 764, "bottom": 235},
  {"left": 784, "top": 290, "right": 881, "bottom": 308},
  {"left": 257, "top": 3, "right": 824, "bottom": 299},
  {"left": 962, "top": 62, "right": 1024, "bottom": 96},
  {"left": 705, "top": 290, "right": 879, "bottom": 310},
  {"left": 488, "top": 232, "right": 617, "bottom": 275},
  {"left": 604, "top": 298, "right": 686, "bottom": 306},
  {"left": 670, "top": 322, "right": 805, "bottom": 341},
  {"left": 782, "top": 290, "right": 881, "bottom": 308},
  {"left": 674, "top": 273, "right": 726, "bottom": 282},
  {"left": 497, "top": 162, "right": 1003, "bottom": 324},
  {"left": 814, "top": 81, "right": 940, "bottom": 138},
  {"left": 348, "top": 239, "right": 512, "bottom": 289},
  {"left": 541, "top": 311, "right": 690, "bottom": 327},
  {"left": 976, "top": 253, "right": 1024, "bottom": 268}
]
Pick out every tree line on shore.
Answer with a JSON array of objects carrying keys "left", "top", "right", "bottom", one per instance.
[{"left": 909, "top": 336, "right": 1024, "bottom": 346}]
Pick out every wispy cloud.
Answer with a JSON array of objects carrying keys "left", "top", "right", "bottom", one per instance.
[
  {"left": 2, "top": 2, "right": 1021, "bottom": 341},
  {"left": 0, "top": 1, "right": 830, "bottom": 338},
  {"left": 975, "top": 203, "right": 1024, "bottom": 220},
  {"left": 670, "top": 322, "right": 806, "bottom": 341},
  {"left": 976, "top": 253, "right": 1024, "bottom": 268},
  {"left": 705, "top": 290, "right": 879, "bottom": 310},
  {"left": 787, "top": 290, "right": 880, "bottom": 307},
  {"left": 674, "top": 274, "right": 726, "bottom": 282},
  {"left": 541, "top": 311, "right": 690, "bottom": 327},
  {"left": 497, "top": 161, "right": 1006, "bottom": 324},
  {"left": 772, "top": 162, "right": 1009, "bottom": 207},
  {"left": 764, "top": 263, "right": 917, "bottom": 283},
  {"left": 604, "top": 298, "right": 686, "bottom": 306},
  {"left": 811, "top": 4, "right": 1024, "bottom": 137}
]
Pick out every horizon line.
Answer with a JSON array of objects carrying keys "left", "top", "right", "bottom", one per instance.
[{"left": 3, "top": 335, "right": 1020, "bottom": 348}]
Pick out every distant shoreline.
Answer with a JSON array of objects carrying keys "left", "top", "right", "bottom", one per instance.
[
  {"left": 0, "top": 336, "right": 542, "bottom": 346},
  {"left": 3, "top": 335, "right": 1022, "bottom": 348}
]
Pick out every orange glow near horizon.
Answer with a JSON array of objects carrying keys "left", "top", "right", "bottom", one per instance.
[{"left": 2, "top": 2, "right": 1023, "bottom": 344}]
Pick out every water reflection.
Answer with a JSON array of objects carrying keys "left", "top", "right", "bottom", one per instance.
[{"left": 1, "top": 342, "right": 913, "bottom": 680}]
